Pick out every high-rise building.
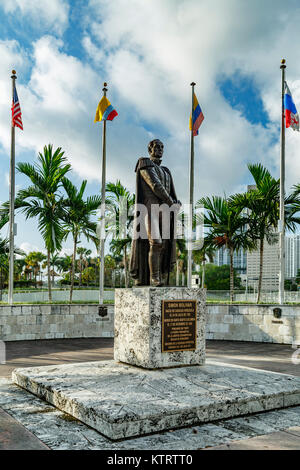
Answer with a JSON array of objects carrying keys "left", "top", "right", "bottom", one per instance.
[
  {"left": 246, "top": 235, "right": 300, "bottom": 291},
  {"left": 213, "top": 245, "right": 247, "bottom": 274},
  {"left": 246, "top": 239, "right": 279, "bottom": 291},
  {"left": 245, "top": 183, "right": 279, "bottom": 291},
  {"left": 211, "top": 183, "right": 300, "bottom": 289},
  {"left": 285, "top": 235, "right": 300, "bottom": 279}
]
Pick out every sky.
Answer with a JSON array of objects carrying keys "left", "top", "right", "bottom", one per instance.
[{"left": 1, "top": 0, "right": 300, "bottom": 255}]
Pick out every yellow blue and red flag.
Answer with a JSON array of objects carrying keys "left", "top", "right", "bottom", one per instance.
[
  {"left": 189, "top": 93, "right": 204, "bottom": 136},
  {"left": 94, "top": 96, "right": 118, "bottom": 122}
]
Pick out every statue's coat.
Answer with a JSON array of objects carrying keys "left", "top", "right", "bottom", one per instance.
[{"left": 129, "top": 157, "right": 177, "bottom": 285}]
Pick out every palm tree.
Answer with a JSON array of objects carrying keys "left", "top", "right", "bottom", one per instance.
[
  {"left": 0, "top": 211, "right": 8, "bottom": 230},
  {"left": 77, "top": 247, "right": 92, "bottom": 287},
  {"left": 15, "top": 144, "right": 71, "bottom": 301},
  {"left": 57, "top": 254, "right": 73, "bottom": 281},
  {"left": 49, "top": 252, "right": 62, "bottom": 287},
  {"left": 105, "top": 181, "right": 135, "bottom": 288},
  {"left": 24, "top": 251, "right": 46, "bottom": 286},
  {"left": 0, "top": 237, "right": 25, "bottom": 299},
  {"left": 0, "top": 239, "right": 9, "bottom": 299},
  {"left": 61, "top": 178, "right": 101, "bottom": 302},
  {"left": 197, "top": 195, "right": 254, "bottom": 302},
  {"left": 232, "top": 163, "right": 300, "bottom": 302},
  {"left": 109, "top": 238, "right": 132, "bottom": 287},
  {"left": 14, "top": 258, "right": 26, "bottom": 281},
  {"left": 193, "top": 243, "right": 215, "bottom": 288},
  {"left": 175, "top": 239, "right": 186, "bottom": 286}
]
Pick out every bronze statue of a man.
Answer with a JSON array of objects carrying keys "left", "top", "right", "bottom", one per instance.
[{"left": 130, "top": 139, "right": 180, "bottom": 286}]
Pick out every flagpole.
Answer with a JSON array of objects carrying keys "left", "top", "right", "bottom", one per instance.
[
  {"left": 99, "top": 82, "right": 107, "bottom": 305},
  {"left": 187, "top": 82, "right": 195, "bottom": 288},
  {"left": 279, "top": 59, "right": 286, "bottom": 305},
  {"left": 8, "top": 70, "right": 17, "bottom": 306}
]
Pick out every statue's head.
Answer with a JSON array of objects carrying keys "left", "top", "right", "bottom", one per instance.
[{"left": 148, "top": 139, "right": 164, "bottom": 163}]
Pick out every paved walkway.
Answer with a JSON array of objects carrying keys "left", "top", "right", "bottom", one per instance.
[
  {"left": 0, "top": 407, "right": 49, "bottom": 450},
  {"left": 1, "top": 338, "right": 298, "bottom": 378},
  {"left": 205, "top": 427, "right": 300, "bottom": 450},
  {"left": 0, "top": 337, "right": 114, "bottom": 378},
  {"left": 1, "top": 339, "right": 300, "bottom": 450}
]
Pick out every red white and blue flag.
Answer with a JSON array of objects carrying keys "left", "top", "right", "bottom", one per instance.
[
  {"left": 11, "top": 85, "right": 23, "bottom": 130},
  {"left": 284, "top": 82, "right": 299, "bottom": 131}
]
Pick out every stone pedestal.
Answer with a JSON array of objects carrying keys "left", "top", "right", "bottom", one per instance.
[
  {"left": 114, "top": 287, "right": 206, "bottom": 369},
  {"left": 12, "top": 360, "right": 300, "bottom": 440}
]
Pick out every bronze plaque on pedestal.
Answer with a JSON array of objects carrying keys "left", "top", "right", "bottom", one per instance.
[{"left": 162, "top": 300, "right": 197, "bottom": 352}]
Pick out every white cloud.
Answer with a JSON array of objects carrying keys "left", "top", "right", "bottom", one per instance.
[
  {"left": 1, "top": 0, "right": 69, "bottom": 35},
  {"left": 82, "top": 36, "right": 104, "bottom": 64},
  {"left": 59, "top": 247, "right": 73, "bottom": 257},
  {"left": 19, "top": 242, "right": 40, "bottom": 254},
  {"left": 83, "top": 0, "right": 300, "bottom": 199},
  {"left": 1, "top": 0, "right": 300, "bottom": 219},
  {"left": 0, "top": 40, "right": 28, "bottom": 156},
  {"left": 0, "top": 36, "right": 104, "bottom": 181},
  {"left": 0, "top": 33, "right": 156, "bottom": 196}
]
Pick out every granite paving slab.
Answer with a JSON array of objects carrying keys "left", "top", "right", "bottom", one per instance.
[
  {"left": 3, "top": 377, "right": 300, "bottom": 450},
  {"left": 11, "top": 360, "right": 300, "bottom": 440},
  {"left": 206, "top": 430, "right": 300, "bottom": 450},
  {"left": 0, "top": 407, "right": 49, "bottom": 450}
]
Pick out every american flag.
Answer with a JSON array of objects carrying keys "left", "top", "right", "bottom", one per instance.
[{"left": 11, "top": 85, "right": 23, "bottom": 130}]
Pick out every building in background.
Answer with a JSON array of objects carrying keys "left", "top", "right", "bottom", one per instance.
[
  {"left": 245, "top": 183, "right": 280, "bottom": 292},
  {"left": 285, "top": 235, "right": 300, "bottom": 280},
  {"left": 213, "top": 245, "right": 247, "bottom": 274},
  {"left": 246, "top": 235, "right": 300, "bottom": 292},
  {"left": 211, "top": 181, "right": 300, "bottom": 291},
  {"left": 246, "top": 239, "right": 279, "bottom": 292},
  {"left": 213, "top": 235, "right": 300, "bottom": 292}
]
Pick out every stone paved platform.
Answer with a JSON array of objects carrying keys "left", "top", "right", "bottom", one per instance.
[
  {"left": 3, "top": 378, "right": 300, "bottom": 450},
  {"left": 12, "top": 360, "right": 300, "bottom": 440},
  {"left": 0, "top": 406, "right": 49, "bottom": 450}
]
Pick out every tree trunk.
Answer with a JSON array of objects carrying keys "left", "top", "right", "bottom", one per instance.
[
  {"left": 79, "top": 257, "right": 82, "bottom": 287},
  {"left": 176, "top": 260, "right": 180, "bottom": 286},
  {"left": 202, "top": 260, "right": 206, "bottom": 288},
  {"left": 47, "top": 250, "right": 52, "bottom": 302},
  {"left": 257, "top": 237, "right": 264, "bottom": 304},
  {"left": 70, "top": 236, "right": 77, "bottom": 304},
  {"left": 229, "top": 246, "right": 234, "bottom": 302},
  {"left": 0, "top": 267, "right": 2, "bottom": 301},
  {"left": 124, "top": 245, "right": 128, "bottom": 288}
]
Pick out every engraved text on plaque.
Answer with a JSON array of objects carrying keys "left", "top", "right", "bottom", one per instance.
[{"left": 162, "top": 300, "right": 197, "bottom": 352}]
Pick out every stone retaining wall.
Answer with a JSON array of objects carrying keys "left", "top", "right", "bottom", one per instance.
[
  {"left": 0, "top": 304, "right": 114, "bottom": 341},
  {"left": 206, "top": 304, "right": 300, "bottom": 344},
  {"left": 1, "top": 303, "right": 300, "bottom": 344}
]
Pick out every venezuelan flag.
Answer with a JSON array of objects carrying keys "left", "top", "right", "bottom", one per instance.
[
  {"left": 94, "top": 96, "right": 118, "bottom": 122},
  {"left": 189, "top": 93, "right": 204, "bottom": 136}
]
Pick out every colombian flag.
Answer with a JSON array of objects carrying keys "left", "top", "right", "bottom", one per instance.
[
  {"left": 94, "top": 96, "right": 118, "bottom": 122},
  {"left": 189, "top": 93, "right": 204, "bottom": 136}
]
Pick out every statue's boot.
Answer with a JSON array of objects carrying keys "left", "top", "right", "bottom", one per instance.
[{"left": 149, "top": 245, "right": 163, "bottom": 287}]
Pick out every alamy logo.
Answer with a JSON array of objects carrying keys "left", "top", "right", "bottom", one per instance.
[
  {"left": 291, "top": 342, "right": 300, "bottom": 365},
  {"left": 0, "top": 341, "right": 6, "bottom": 365},
  {"left": 96, "top": 198, "right": 204, "bottom": 248}
]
